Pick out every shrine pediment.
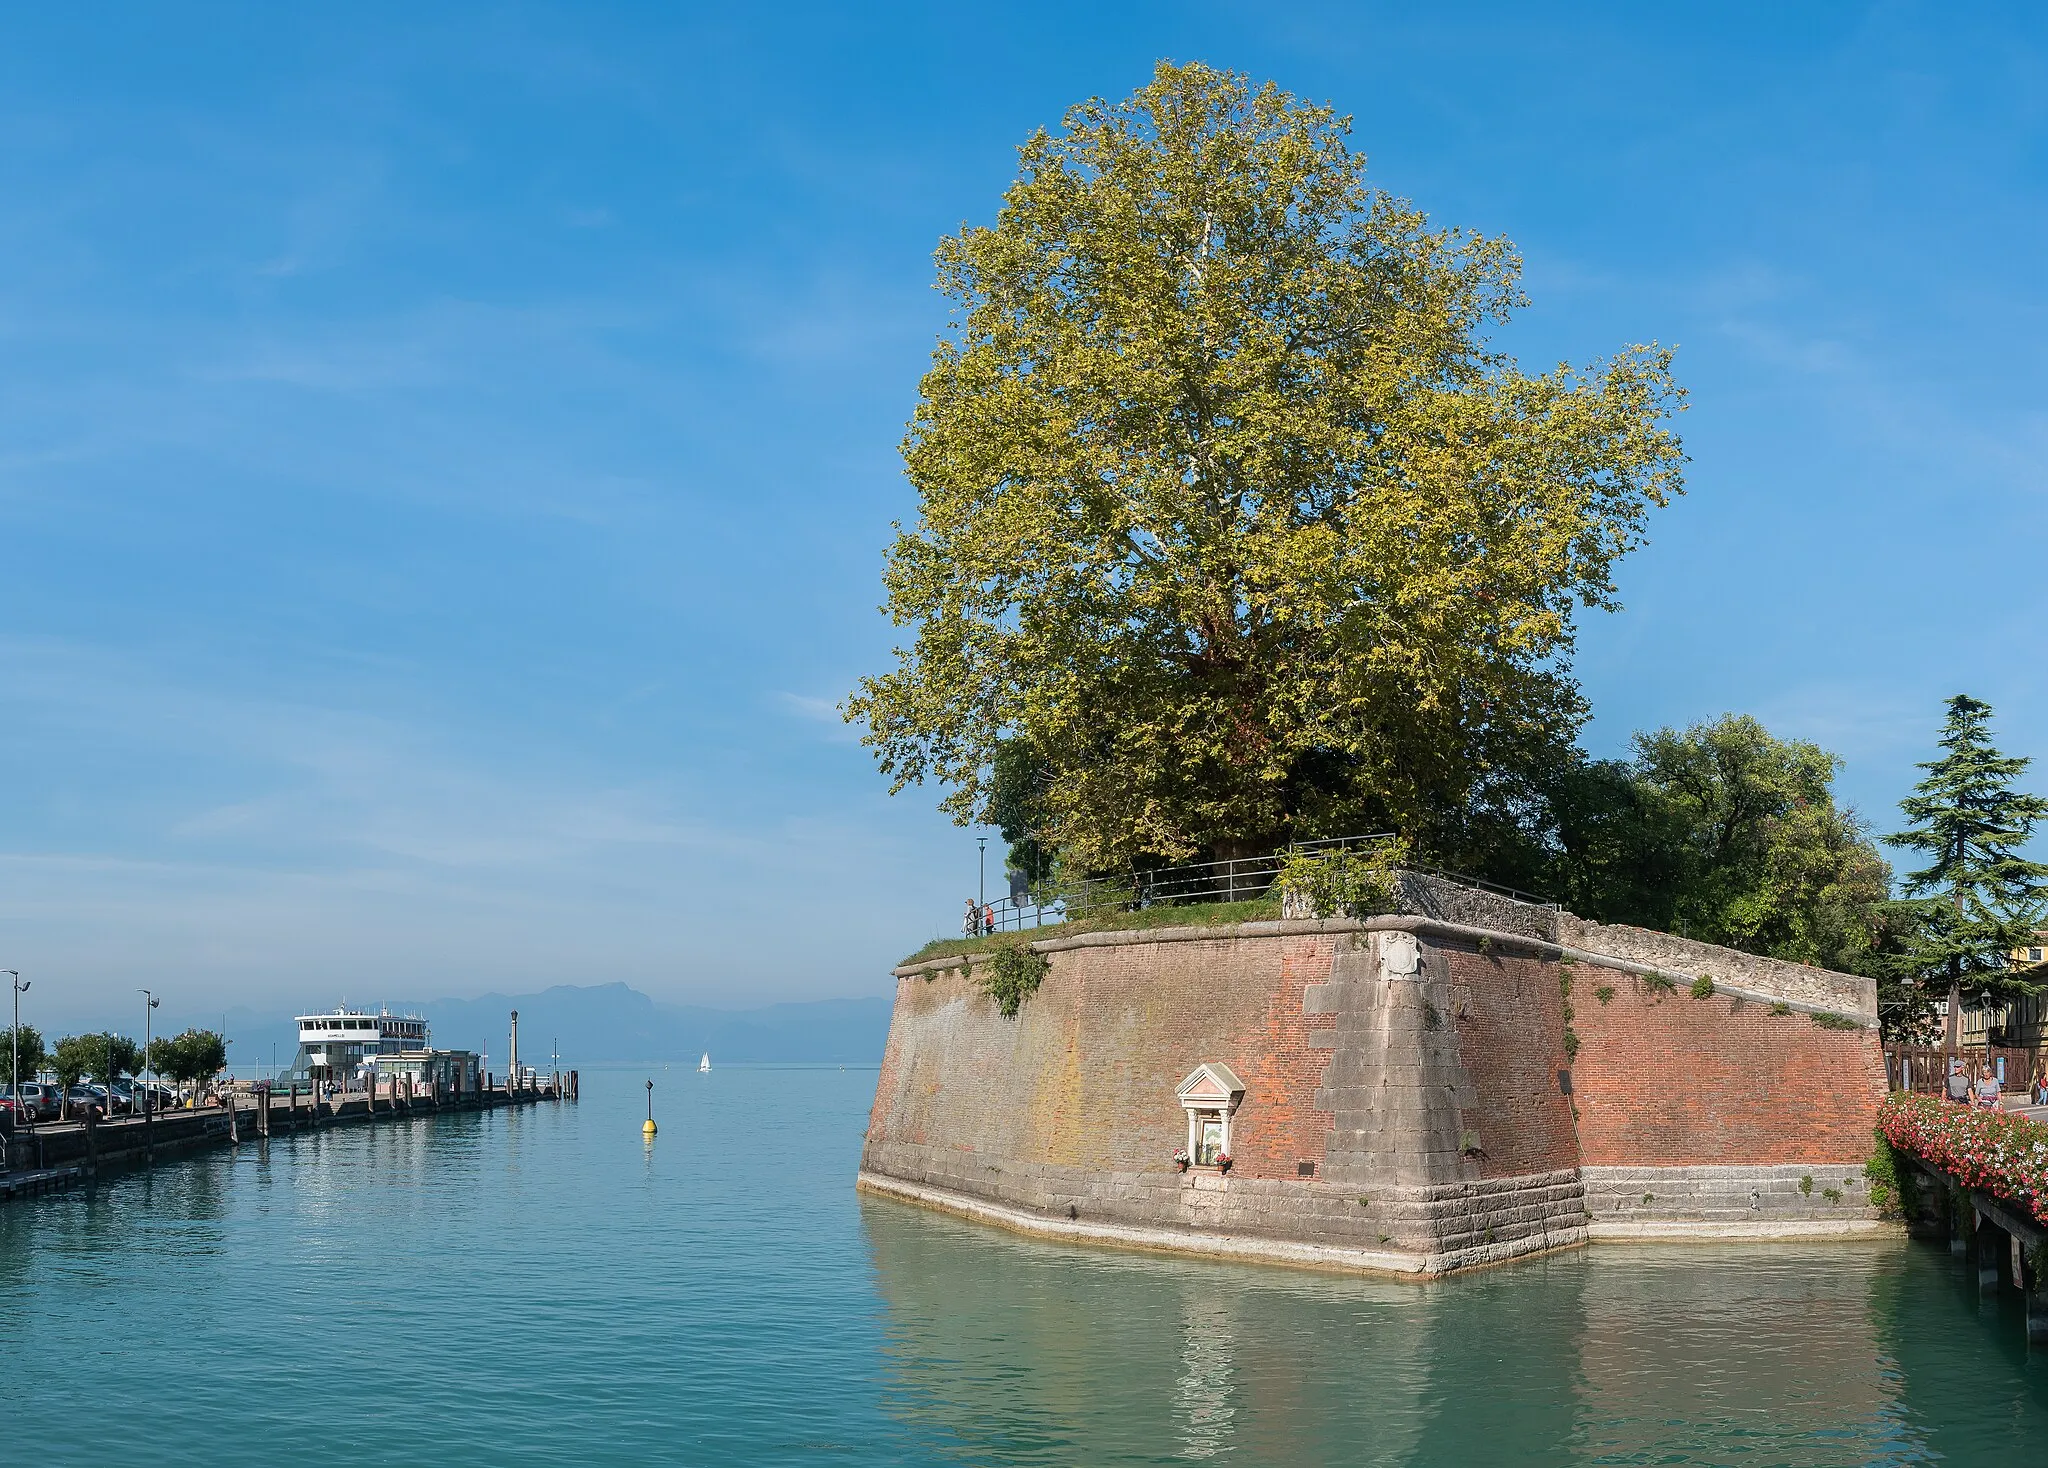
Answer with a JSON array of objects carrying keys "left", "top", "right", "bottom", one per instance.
[{"left": 1176, "top": 1061, "right": 1245, "bottom": 1105}]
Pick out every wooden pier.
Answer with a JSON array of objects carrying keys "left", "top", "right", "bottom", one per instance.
[
  {"left": 0, "top": 1071, "right": 577, "bottom": 1202},
  {"left": 1897, "top": 1151, "right": 2048, "bottom": 1344}
]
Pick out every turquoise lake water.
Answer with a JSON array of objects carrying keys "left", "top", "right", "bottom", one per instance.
[{"left": 5, "top": 1065, "right": 2048, "bottom": 1464}]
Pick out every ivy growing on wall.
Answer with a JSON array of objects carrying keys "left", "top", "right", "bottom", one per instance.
[{"left": 979, "top": 942, "right": 1050, "bottom": 1018}]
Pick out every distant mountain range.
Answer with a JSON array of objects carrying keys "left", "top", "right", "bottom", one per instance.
[{"left": 213, "top": 983, "right": 894, "bottom": 1074}]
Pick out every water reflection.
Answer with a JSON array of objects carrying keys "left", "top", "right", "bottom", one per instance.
[
  {"left": 860, "top": 1199, "right": 2029, "bottom": 1466},
  {"left": 1173, "top": 1295, "right": 1236, "bottom": 1458}
]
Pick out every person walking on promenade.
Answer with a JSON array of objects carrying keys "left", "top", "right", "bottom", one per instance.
[
  {"left": 1946, "top": 1060, "right": 1972, "bottom": 1104},
  {"left": 964, "top": 900, "right": 979, "bottom": 938},
  {"left": 1975, "top": 1062, "right": 2004, "bottom": 1110}
]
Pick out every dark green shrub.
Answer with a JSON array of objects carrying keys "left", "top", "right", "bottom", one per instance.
[{"left": 979, "top": 943, "right": 1050, "bottom": 1017}]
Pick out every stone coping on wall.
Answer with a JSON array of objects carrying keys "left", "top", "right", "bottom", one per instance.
[
  {"left": 855, "top": 1169, "right": 1590, "bottom": 1279},
  {"left": 892, "top": 914, "right": 1878, "bottom": 1026},
  {"left": 1557, "top": 915, "right": 1874, "bottom": 1020}
]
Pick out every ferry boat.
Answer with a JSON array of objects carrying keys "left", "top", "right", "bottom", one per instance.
[{"left": 282, "top": 1007, "right": 430, "bottom": 1083}]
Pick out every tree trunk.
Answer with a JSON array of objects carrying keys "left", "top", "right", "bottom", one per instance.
[{"left": 1946, "top": 979, "right": 1961, "bottom": 1053}]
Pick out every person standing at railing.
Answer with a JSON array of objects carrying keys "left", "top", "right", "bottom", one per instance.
[
  {"left": 964, "top": 900, "right": 979, "bottom": 938},
  {"left": 984, "top": 903, "right": 996, "bottom": 936}
]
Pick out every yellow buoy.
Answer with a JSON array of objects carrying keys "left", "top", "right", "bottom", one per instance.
[{"left": 643, "top": 1117, "right": 657, "bottom": 1136}]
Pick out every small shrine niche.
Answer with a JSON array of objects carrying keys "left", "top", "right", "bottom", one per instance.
[{"left": 1176, "top": 1062, "right": 1245, "bottom": 1166}]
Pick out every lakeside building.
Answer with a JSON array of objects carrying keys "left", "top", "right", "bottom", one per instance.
[
  {"left": 1946, "top": 935, "right": 2048, "bottom": 1050},
  {"left": 371, "top": 1049, "right": 480, "bottom": 1092}
]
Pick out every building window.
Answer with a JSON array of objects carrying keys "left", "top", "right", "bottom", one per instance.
[
  {"left": 2030, "top": 948, "right": 2042, "bottom": 963},
  {"left": 1176, "top": 1062, "right": 1246, "bottom": 1169}
]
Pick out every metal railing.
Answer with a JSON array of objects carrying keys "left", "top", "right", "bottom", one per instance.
[{"left": 956, "top": 834, "right": 1400, "bottom": 936}]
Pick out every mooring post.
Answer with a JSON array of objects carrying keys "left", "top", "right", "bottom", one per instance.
[
  {"left": 227, "top": 1095, "right": 239, "bottom": 1145},
  {"left": 2027, "top": 1242, "right": 2048, "bottom": 1344},
  {"left": 1975, "top": 1205, "right": 2002, "bottom": 1293}
]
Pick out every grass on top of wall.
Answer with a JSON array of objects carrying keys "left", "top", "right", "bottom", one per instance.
[{"left": 900, "top": 895, "right": 1284, "bottom": 967}]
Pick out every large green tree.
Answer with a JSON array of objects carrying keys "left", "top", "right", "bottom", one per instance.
[
  {"left": 150, "top": 1029, "right": 228, "bottom": 1097},
  {"left": 50, "top": 1033, "right": 143, "bottom": 1116},
  {"left": 1886, "top": 694, "right": 2048, "bottom": 1049},
  {"left": 848, "top": 62, "right": 1685, "bottom": 871},
  {"left": 0, "top": 1023, "right": 45, "bottom": 1088},
  {"left": 1549, "top": 715, "right": 1890, "bottom": 972}
]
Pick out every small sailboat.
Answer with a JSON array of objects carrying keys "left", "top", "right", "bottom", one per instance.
[{"left": 698, "top": 1052, "right": 711, "bottom": 1073}]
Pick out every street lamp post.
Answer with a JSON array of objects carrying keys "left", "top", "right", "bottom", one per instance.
[
  {"left": 978, "top": 836, "right": 988, "bottom": 915},
  {"left": 139, "top": 990, "right": 158, "bottom": 1130},
  {"left": 5, "top": 971, "right": 24, "bottom": 1134}
]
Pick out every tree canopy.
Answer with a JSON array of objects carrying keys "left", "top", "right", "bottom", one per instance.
[
  {"left": 51, "top": 1032, "right": 141, "bottom": 1091},
  {"left": 0, "top": 1024, "right": 45, "bottom": 1088},
  {"left": 1885, "top": 694, "right": 2048, "bottom": 1045},
  {"left": 848, "top": 61, "right": 1685, "bottom": 871},
  {"left": 1547, "top": 715, "right": 1890, "bottom": 973},
  {"left": 150, "top": 1029, "right": 229, "bottom": 1091}
]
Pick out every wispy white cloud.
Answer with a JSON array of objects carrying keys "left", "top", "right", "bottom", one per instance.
[
  {"left": 0, "top": 637, "right": 949, "bottom": 1012},
  {"left": 774, "top": 690, "right": 859, "bottom": 743}
]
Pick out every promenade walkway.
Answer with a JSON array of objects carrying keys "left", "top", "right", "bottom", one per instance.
[{"left": 0, "top": 1076, "right": 572, "bottom": 1203}]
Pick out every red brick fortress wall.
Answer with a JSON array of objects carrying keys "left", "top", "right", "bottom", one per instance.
[
  {"left": 863, "top": 920, "right": 1597, "bottom": 1273},
  {"left": 864, "top": 928, "right": 1339, "bottom": 1194},
  {"left": 1439, "top": 938, "right": 1579, "bottom": 1180},
  {"left": 1566, "top": 958, "right": 1888, "bottom": 1232},
  {"left": 861, "top": 909, "right": 1893, "bottom": 1273},
  {"left": 1570, "top": 968, "right": 1886, "bottom": 1168}
]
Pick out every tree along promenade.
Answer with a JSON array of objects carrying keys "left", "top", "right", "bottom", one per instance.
[{"left": 0, "top": 1071, "right": 576, "bottom": 1202}]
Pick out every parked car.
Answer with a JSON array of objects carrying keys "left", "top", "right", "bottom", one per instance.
[
  {"left": 14, "top": 1083, "right": 63, "bottom": 1121},
  {"left": 64, "top": 1085, "right": 107, "bottom": 1121},
  {"left": 80, "top": 1083, "right": 131, "bottom": 1116}
]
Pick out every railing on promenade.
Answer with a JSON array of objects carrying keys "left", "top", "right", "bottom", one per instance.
[
  {"left": 1886, "top": 1044, "right": 2043, "bottom": 1095},
  {"left": 953, "top": 834, "right": 1558, "bottom": 938}
]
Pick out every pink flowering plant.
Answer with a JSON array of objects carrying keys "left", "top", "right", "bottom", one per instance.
[{"left": 1878, "top": 1092, "right": 2048, "bottom": 1224}]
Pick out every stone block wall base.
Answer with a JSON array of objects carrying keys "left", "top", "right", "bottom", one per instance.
[
  {"left": 857, "top": 1169, "right": 1588, "bottom": 1280},
  {"left": 1579, "top": 1163, "right": 1888, "bottom": 1237}
]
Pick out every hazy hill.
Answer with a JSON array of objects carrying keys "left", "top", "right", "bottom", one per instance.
[{"left": 216, "top": 984, "right": 893, "bottom": 1073}]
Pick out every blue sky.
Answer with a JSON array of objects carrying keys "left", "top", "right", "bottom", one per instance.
[{"left": 5, "top": 2, "right": 2048, "bottom": 1028}]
